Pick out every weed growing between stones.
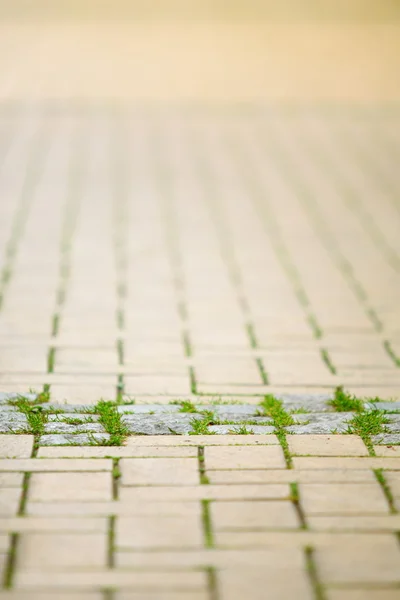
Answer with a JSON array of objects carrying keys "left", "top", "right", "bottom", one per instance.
[
  {"left": 96, "top": 400, "right": 129, "bottom": 446},
  {"left": 329, "top": 386, "right": 364, "bottom": 412},
  {"left": 346, "top": 410, "right": 389, "bottom": 454},
  {"left": 257, "top": 395, "right": 294, "bottom": 467}
]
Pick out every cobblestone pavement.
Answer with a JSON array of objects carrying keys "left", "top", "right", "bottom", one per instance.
[{"left": 1, "top": 433, "right": 400, "bottom": 599}]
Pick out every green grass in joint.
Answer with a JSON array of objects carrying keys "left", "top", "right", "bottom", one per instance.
[
  {"left": 329, "top": 386, "right": 364, "bottom": 412},
  {"left": 346, "top": 410, "right": 389, "bottom": 455},
  {"left": 374, "top": 469, "right": 397, "bottom": 514},
  {"left": 96, "top": 400, "right": 129, "bottom": 446}
]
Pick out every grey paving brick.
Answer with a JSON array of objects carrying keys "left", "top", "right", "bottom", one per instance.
[
  {"left": 121, "top": 414, "right": 202, "bottom": 435},
  {"left": 38, "top": 433, "right": 111, "bottom": 446},
  {"left": 0, "top": 411, "right": 29, "bottom": 433},
  {"left": 364, "top": 402, "right": 400, "bottom": 412},
  {"left": 274, "top": 394, "right": 333, "bottom": 413},
  {"left": 286, "top": 413, "right": 353, "bottom": 434},
  {"left": 43, "top": 423, "right": 107, "bottom": 435},
  {"left": 117, "top": 404, "right": 180, "bottom": 414},
  {"left": 371, "top": 433, "right": 400, "bottom": 445}
]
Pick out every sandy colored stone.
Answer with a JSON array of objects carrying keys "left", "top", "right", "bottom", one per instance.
[
  {"left": 120, "top": 458, "right": 199, "bottom": 485},
  {"left": 120, "top": 484, "right": 290, "bottom": 502},
  {"left": 211, "top": 500, "right": 299, "bottom": 530},
  {"left": 308, "top": 515, "right": 400, "bottom": 531},
  {"left": 29, "top": 472, "right": 112, "bottom": 502},
  {"left": 0, "top": 488, "right": 21, "bottom": 517},
  {"left": 315, "top": 535, "right": 400, "bottom": 584},
  {"left": 116, "top": 593, "right": 208, "bottom": 600},
  {"left": 292, "top": 457, "right": 400, "bottom": 470},
  {"left": 15, "top": 570, "right": 207, "bottom": 590},
  {"left": 116, "top": 515, "right": 203, "bottom": 549},
  {"left": 38, "top": 446, "right": 198, "bottom": 458},
  {"left": 0, "top": 435, "right": 34, "bottom": 459},
  {"left": 0, "top": 473, "right": 24, "bottom": 487},
  {"left": 205, "top": 445, "right": 286, "bottom": 470},
  {"left": 124, "top": 436, "right": 279, "bottom": 446},
  {"left": 326, "top": 590, "right": 400, "bottom": 600},
  {"left": 218, "top": 568, "right": 313, "bottom": 600},
  {"left": 26, "top": 501, "right": 201, "bottom": 517},
  {"left": 0, "top": 459, "right": 112, "bottom": 472},
  {"left": 207, "top": 469, "right": 376, "bottom": 484},
  {"left": 288, "top": 435, "right": 368, "bottom": 456},
  {"left": 17, "top": 533, "right": 107, "bottom": 569},
  {"left": 374, "top": 446, "right": 400, "bottom": 457},
  {"left": 0, "top": 594, "right": 102, "bottom": 600},
  {"left": 300, "top": 483, "right": 390, "bottom": 514},
  {"left": 0, "top": 517, "right": 107, "bottom": 533}
]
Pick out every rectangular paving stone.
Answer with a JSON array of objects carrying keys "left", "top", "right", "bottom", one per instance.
[
  {"left": 120, "top": 458, "right": 199, "bottom": 486},
  {"left": 326, "top": 590, "right": 400, "bottom": 600},
  {"left": 123, "top": 435, "right": 279, "bottom": 446},
  {"left": 16, "top": 533, "right": 107, "bottom": 570},
  {"left": 15, "top": 571, "right": 207, "bottom": 590},
  {"left": 0, "top": 435, "right": 34, "bottom": 458},
  {"left": 211, "top": 500, "right": 300, "bottom": 530},
  {"left": 315, "top": 535, "right": 400, "bottom": 584},
  {"left": 292, "top": 457, "right": 400, "bottom": 470},
  {"left": 0, "top": 459, "right": 112, "bottom": 472},
  {"left": 119, "top": 484, "right": 290, "bottom": 502},
  {"left": 0, "top": 517, "right": 108, "bottom": 533},
  {"left": 0, "top": 488, "right": 21, "bottom": 517},
  {"left": 218, "top": 568, "right": 314, "bottom": 600},
  {"left": 116, "top": 515, "right": 203, "bottom": 549},
  {"left": 25, "top": 500, "right": 202, "bottom": 517},
  {"left": 299, "top": 483, "right": 390, "bottom": 514},
  {"left": 308, "top": 515, "right": 400, "bottom": 531},
  {"left": 205, "top": 445, "right": 286, "bottom": 470},
  {"left": 28, "top": 473, "right": 112, "bottom": 502},
  {"left": 116, "top": 593, "right": 208, "bottom": 600},
  {"left": 288, "top": 435, "right": 368, "bottom": 456},
  {"left": 38, "top": 446, "right": 198, "bottom": 458},
  {"left": 0, "top": 473, "right": 24, "bottom": 487},
  {"left": 207, "top": 468, "right": 376, "bottom": 484}
]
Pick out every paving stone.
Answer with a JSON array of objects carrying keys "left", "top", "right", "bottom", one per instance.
[
  {"left": 0, "top": 488, "right": 22, "bottom": 517},
  {"left": 207, "top": 425, "right": 275, "bottom": 434},
  {"left": 43, "top": 422, "right": 106, "bottom": 434},
  {"left": 0, "top": 393, "right": 36, "bottom": 404},
  {"left": 307, "top": 515, "right": 400, "bottom": 532},
  {"left": 288, "top": 435, "right": 368, "bottom": 456},
  {"left": 0, "top": 435, "right": 33, "bottom": 458},
  {"left": 208, "top": 405, "right": 259, "bottom": 417},
  {"left": 207, "top": 469, "right": 376, "bottom": 484},
  {"left": 117, "top": 404, "right": 180, "bottom": 414},
  {"left": 0, "top": 473, "right": 24, "bottom": 487},
  {"left": 374, "top": 446, "right": 400, "bottom": 457},
  {"left": 218, "top": 568, "right": 314, "bottom": 600},
  {"left": 205, "top": 445, "right": 286, "bottom": 469},
  {"left": 38, "top": 433, "right": 111, "bottom": 446},
  {"left": 119, "top": 484, "right": 289, "bottom": 502},
  {"left": 326, "top": 590, "right": 400, "bottom": 600},
  {"left": 286, "top": 413, "right": 353, "bottom": 434},
  {"left": 116, "top": 592, "right": 208, "bottom": 600},
  {"left": 275, "top": 393, "right": 333, "bottom": 412},
  {"left": 300, "top": 483, "right": 390, "bottom": 514},
  {"left": 123, "top": 435, "right": 279, "bottom": 446},
  {"left": 315, "top": 535, "right": 400, "bottom": 584},
  {"left": 371, "top": 434, "right": 400, "bottom": 445},
  {"left": 38, "top": 446, "right": 198, "bottom": 458},
  {"left": 364, "top": 402, "right": 400, "bottom": 412},
  {"left": 120, "top": 457, "right": 199, "bottom": 486},
  {"left": 15, "top": 571, "right": 207, "bottom": 590},
  {"left": 0, "top": 458, "right": 112, "bottom": 472},
  {"left": 29, "top": 472, "right": 112, "bottom": 501},
  {"left": 121, "top": 414, "right": 201, "bottom": 435},
  {"left": 293, "top": 457, "right": 400, "bottom": 470},
  {"left": 0, "top": 516, "right": 108, "bottom": 533},
  {"left": 116, "top": 515, "right": 203, "bottom": 549},
  {"left": 0, "top": 411, "right": 28, "bottom": 433},
  {"left": 47, "top": 413, "right": 100, "bottom": 422},
  {"left": 211, "top": 500, "right": 300, "bottom": 530},
  {"left": 17, "top": 533, "right": 107, "bottom": 569}
]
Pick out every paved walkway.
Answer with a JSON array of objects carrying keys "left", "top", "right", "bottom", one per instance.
[{"left": 1, "top": 1, "right": 400, "bottom": 598}]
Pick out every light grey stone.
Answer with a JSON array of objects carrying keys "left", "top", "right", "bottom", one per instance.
[
  {"left": 221, "top": 425, "right": 275, "bottom": 435},
  {"left": 121, "top": 414, "right": 201, "bottom": 435},
  {"left": 47, "top": 413, "right": 100, "bottom": 423},
  {"left": 0, "top": 411, "right": 29, "bottom": 433},
  {"left": 0, "top": 392, "right": 37, "bottom": 404},
  {"left": 117, "top": 404, "right": 179, "bottom": 414},
  {"left": 275, "top": 393, "right": 332, "bottom": 413},
  {"left": 364, "top": 402, "right": 400, "bottom": 412},
  {"left": 207, "top": 405, "right": 258, "bottom": 417},
  {"left": 371, "top": 433, "right": 400, "bottom": 445},
  {"left": 38, "top": 433, "right": 111, "bottom": 446},
  {"left": 43, "top": 422, "right": 106, "bottom": 435},
  {"left": 286, "top": 412, "right": 353, "bottom": 434}
]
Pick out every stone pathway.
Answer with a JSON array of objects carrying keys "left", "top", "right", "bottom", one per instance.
[
  {"left": 1, "top": 432, "right": 400, "bottom": 599},
  {"left": 1, "top": 1, "right": 400, "bottom": 598}
]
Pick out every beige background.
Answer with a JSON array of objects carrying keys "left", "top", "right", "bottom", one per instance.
[{"left": 1, "top": 0, "right": 400, "bottom": 103}]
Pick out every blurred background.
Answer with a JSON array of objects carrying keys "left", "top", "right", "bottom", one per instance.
[{"left": 1, "top": 0, "right": 400, "bottom": 104}]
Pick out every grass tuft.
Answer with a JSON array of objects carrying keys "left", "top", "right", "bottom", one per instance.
[
  {"left": 329, "top": 386, "right": 364, "bottom": 412},
  {"left": 96, "top": 400, "right": 129, "bottom": 446}
]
